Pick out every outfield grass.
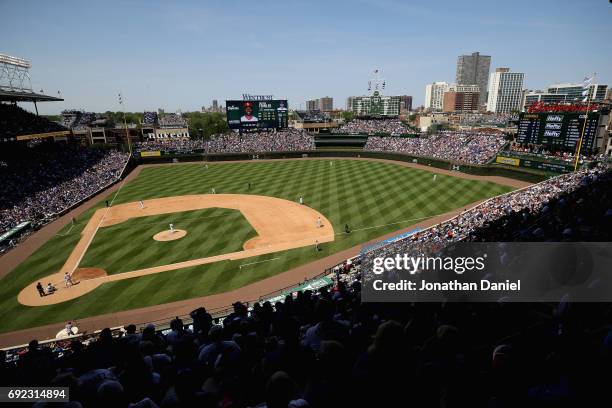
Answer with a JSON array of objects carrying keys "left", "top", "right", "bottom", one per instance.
[
  {"left": 80, "top": 208, "right": 257, "bottom": 274},
  {"left": 0, "top": 159, "right": 513, "bottom": 333}
]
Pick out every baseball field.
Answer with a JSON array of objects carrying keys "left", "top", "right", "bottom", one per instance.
[{"left": 0, "top": 159, "right": 516, "bottom": 335}]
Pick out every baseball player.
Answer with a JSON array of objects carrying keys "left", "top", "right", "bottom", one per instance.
[
  {"left": 316, "top": 217, "right": 322, "bottom": 228},
  {"left": 299, "top": 196, "right": 304, "bottom": 205},
  {"left": 139, "top": 200, "right": 145, "bottom": 209},
  {"left": 64, "top": 272, "right": 73, "bottom": 288},
  {"left": 315, "top": 240, "right": 320, "bottom": 252},
  {"left": 169, "top": 223, "right": 175, "bottom": 233},
  {"left": 433, "top": 174, "right": 437, "bottom": 182}
]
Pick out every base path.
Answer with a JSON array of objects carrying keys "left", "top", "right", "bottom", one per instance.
[{"left": 18, "top": 194, "right": 334, "bottom": 306}]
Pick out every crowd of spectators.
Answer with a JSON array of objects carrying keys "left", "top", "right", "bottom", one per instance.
[
  {"left": 0, "top": 104, "right": 67, "bottom": 139},
  {"left": 332, "top": 119, "right": 411, "bottom": 136},
  {"left": 1, "top": 142, "right": 129, "bottom": 240},
  {"left": 205, "top": 130, "right": 315, "bottom": 154},
  {"left": 134, "top": 139, "right": 204, "bottom": 153},
  {"left": 365, "top": 131, "right": 506, "bottom": 164},
  {"left": 142, "top": 112, "right": 158, "bottom": 125},
  {"left": 507, "top": 142, "right": 602, "bottom": 164},
  {"left": 133, "top": 131, "right": 315, "bottom": 154},
  {"left": 158, "top": 114, "right": 187, "bottom": 128},
  {"left": 458, "top": 113, "right": 518, "bottom": 127}
]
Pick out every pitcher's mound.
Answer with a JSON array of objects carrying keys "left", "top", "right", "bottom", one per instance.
[
  {"left": 72, "top": 267, "right": 107, "bottom": 281},
  {"left": 154, "top": 229, "right": 187, "bottom": 241}
]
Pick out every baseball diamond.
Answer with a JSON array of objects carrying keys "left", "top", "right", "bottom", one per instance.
[{"left": 0, "top": 158, "right": 516, "bottom": 334}]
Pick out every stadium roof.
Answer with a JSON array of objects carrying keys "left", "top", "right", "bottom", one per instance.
[{"left": 0, "top": 89, "right": 63, "bottom": 103}]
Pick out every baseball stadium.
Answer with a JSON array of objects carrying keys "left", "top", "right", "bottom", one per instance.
[{"left": 1, "top": 2, "right": 612, "bottom": 403}]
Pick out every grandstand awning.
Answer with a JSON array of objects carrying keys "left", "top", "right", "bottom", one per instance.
[{"left": 0, "top": 90, "right": 63, "bottom": 103}]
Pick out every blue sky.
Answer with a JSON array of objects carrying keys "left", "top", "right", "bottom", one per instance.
[{"left": 1, "top": 0, "right": 610, "bottom": 114}]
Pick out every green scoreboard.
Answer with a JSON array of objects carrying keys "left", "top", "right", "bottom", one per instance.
[
  {"left": 226, "top": 100, "right": 288, "bottom": 130},
  {"left": 517, "top": 111, "right": 600, "bottom": 152}
]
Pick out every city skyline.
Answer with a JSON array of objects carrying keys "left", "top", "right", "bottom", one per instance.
[{"left": 1, "top": 0, "right": 610, "bottom": 115}]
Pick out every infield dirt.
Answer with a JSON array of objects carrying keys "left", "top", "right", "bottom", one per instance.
[{"left": 17, "top": 194, "right": 334, "bottom": 306}]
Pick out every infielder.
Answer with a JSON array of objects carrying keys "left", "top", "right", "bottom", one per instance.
[
  {"left": 64, "top": 272, "right": 73, "bottom": 288},
  {"left": 139, "top": 200, "right": 145, "bottom": 209},
  {"left": 316, "top": 217, "right": 322, "bottom": 228},
  {"left": 299, "top": 196, "right": 304, "bottom": 205}
]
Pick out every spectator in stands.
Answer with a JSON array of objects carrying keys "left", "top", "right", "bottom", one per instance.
[
  {"left": 0, "top": 142, "right": 129, "bottom": 247},
  {"left": 332, "top": 119, "right": 411, "bottom": 136},
  {"left": 135, "top": 130, "right": 315, "bottom": 154},
  {"left": 0, "top": 104, "right": 67, "bottom": 139},
  {"left": 365, "top": 131, "right": 506, "bottom": 165}
]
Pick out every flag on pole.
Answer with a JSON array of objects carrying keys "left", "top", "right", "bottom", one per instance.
[{"left": 581, "top": 75, "right": 594, "bottom": 102}]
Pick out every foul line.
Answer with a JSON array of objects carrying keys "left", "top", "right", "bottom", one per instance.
[
  {"left": 56, "top": 223, "right": 76, "bottom": 237},
  {"left": 336, "top": 215, "right": 432, "bottom": 235},
  {"left": 239, "top": 257, "right": 281, "bottom": 269},
  {"left": 69, "top": 175, "right": 130, "bottom": 274}
]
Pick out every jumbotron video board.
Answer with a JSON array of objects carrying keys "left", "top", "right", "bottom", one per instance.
[
  {"left": 226, "top": 100, "right": 288, "bottom": 130},
  {"left": 516, "top": 112, "right": 600, "bottom": 151}
]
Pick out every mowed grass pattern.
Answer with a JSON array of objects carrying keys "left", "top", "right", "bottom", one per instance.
[
  {"left": 0, "top": 160, "right": 513, "bottom": 333},
  {"left": 80, "top": 209, "right": 257, "bottom": 274}
]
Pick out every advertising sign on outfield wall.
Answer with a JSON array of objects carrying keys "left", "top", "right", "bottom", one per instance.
[
  {"left": 495, "top": 156, "right": 520, "bottom": 166},
  {"left": 140, "top": 151, "right": 161, "bottom": 157}
]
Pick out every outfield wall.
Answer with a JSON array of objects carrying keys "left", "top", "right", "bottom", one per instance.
[{"left": 137, "top": 150, "right": 551, "bottom": 183}]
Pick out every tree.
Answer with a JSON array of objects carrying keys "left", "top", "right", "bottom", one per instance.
[
  {"left": 185, "top": 112, "right": 228, "bottom": 139},
  {"left": 341, "top": 111, "right": 355, "bottom": 121}
]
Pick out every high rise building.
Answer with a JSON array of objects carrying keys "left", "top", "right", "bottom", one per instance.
[
  {"left": 346, "top": 96, "right": 355, "bottom": 111},
  {"left": 212, "top": 100, "right": 218, "bottom": 112},
  {"left": 486, "top": 68, "right": 524, "bottom": 113},
  {"left": 399, "top": 95, "right": 413, "bottom": 112},
  {"left": 442, "top": 84, "right": 480, "bottom": 112},
  {"left": 306, "top": 99, "right": 317, "bottom": 111},
  {"left": 318, "top": 96, "right": 333, "bottom": 111},
  {"left": 424, "top": 82, "right": 450, "bottom": 111},
  {"left": 546, "top": 83, "right": 608, "bottom": 102},
  {"left": 456, "top": 51, "right": 491, "bottom": 106}
]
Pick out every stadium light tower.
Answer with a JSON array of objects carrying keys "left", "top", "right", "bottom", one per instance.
[{"left": 0, "top": 53, "right": 33, "bottom": 92}]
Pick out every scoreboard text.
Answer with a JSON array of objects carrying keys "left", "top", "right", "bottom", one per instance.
[{"left": 516, "top": 112, "right": 599, "bottom": 151}]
